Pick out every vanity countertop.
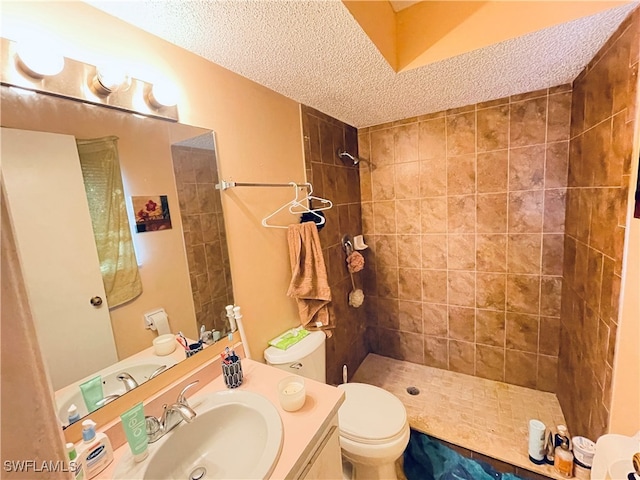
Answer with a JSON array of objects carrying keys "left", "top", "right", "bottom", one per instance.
[{"left": 96, "top": 358, "right": 345, "bottom": 480}]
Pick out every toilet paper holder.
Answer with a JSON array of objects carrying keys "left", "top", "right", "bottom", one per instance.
[{"left": 144, "top": 308, "right": 170, "bottom": 333}]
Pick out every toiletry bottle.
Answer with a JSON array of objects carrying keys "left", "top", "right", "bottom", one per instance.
[
  {"left": 68, "top": 404, "right": 81, "bottom": 424},
  {"left": 226, "top": 305, "right": 237, "bottom": 332},
  {"left": 545, "top": 429, "right": 555, "bottom": 465},
  {"left": 555, "top": 425, "right": 569, "bottom": 448},
  {"left": 232, "top": 305, "right": 243, "bottom": 333},
  {"left": 554, "top": 436, "right": 574, "bottom": 478},
  {"left": 120, "top": 403, "right": 149, "bottom": 463},
  {"left": 66, "top": 442, "right": 85, "bottom": 480},
  {"left": 76, "top": 419, "right": 114, "bottom": 480}
]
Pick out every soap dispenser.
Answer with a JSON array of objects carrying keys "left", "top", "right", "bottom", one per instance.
[
  {"left": 76, "top": 419, "right": 114, "bottom": 479},
  {"left": 553, "top": 436, "right": 574, "bottom": 478},
  {"left": 67, "top": 404, "right": 81, "bottom": 425}
]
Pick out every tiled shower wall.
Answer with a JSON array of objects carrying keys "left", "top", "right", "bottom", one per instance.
[
  {"left": 301, "top": 105, "right": 369, "bottom": 386},
  {"left": 358, "top": 88, "right": 572, "bottom": 392},
  {"left": 171, "top": 145, "right": 233, "bottom": 334},
  {"left": 558, "top": 9, "right": 639, "bottom": 440}
]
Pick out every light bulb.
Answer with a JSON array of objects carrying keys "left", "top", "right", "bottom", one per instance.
[
  {"left": 147, "top": 80, "right": 178, "bottom": 108},
  {"left": 91, "top": 64, "right": 130, "bottom": 96},
  {"left": 15, "top": 42, "right": 65, "bottom": 78}
]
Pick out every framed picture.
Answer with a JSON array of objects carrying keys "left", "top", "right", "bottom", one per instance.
[{"left": 133, "top": 195, "right": 172, "bottom": 232}]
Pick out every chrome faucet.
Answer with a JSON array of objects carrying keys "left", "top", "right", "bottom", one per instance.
[
  {"left": 148, "top": 365, "right": 167, "bottom": 380},
  {"left": 117, "top": 372, "right": 139, "bottom": 392},
  {"left": 96, "top": 394, "right": 121, "bottom": 407},
  {"left": 145, "top": 381, "right": 198, "bottom": 443}
]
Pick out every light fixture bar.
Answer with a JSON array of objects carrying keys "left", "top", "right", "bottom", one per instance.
[{"left": 0, "top": 38, "right": 178, "bottom": 122}]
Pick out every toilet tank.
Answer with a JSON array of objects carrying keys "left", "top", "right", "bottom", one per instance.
[{"left": 264, "top": 330, "right": 326, "bottom": 383}]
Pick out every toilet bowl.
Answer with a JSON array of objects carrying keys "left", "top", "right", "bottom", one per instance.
[
  {"left": 264, "top": 331, "right": 410, "bottom": 480},
  {"left": 337, "top": 382, "right": 410, "bottom": 480}
]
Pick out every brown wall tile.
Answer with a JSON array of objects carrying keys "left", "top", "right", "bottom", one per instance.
[
  {"left": 425, "top": 336, "right": 448, "bottom": 369},
  {"left": 507, "top": 234, "right": 542, "bottom": 274},
  {"left": 449, "top": 340, "right": 475, "bottom": 375},
  {"left": 476, "top": 234, "right": 507, "bottom": 273},
  {"left": 542, "top": 234, "right": 565, "bottom": 276},
  {"left": 394, "top": 123, "right": 419, "bottom": 163},
  {"left": 505, "top": 350, "right": 538, "bottom": 388},
  {"left": 537, "top": 355, "right": 559, "bottom": 393},
  {"left": 506, "top": 313, "right": 539, "bottom": 353},
  {"left": 421, "top": 197, "right": 448, "bottom": 233},
  {"left": 422, "top": 269, "right": 448, "bottom": 304},
  {"left": 370, "top": 128, "right": 394, "bottom": 166},
  {"left": 546, "top": 142, "right": 570, "bottom": 188},
  {"left": 447, "top": 154, "right": 476, "bottom": 195},
  {"left": 448, "top": 234, "right": 476, "bottom": 270},
  {"left": 448, "top": 306, "right": 475, "bottom": 342},
  {"left": 395, "top": 162, "right": 421, "bottom": 199},
  {"left": 420, "top": 159, "right": 447, "bottom": 196},
  {"left": 447, "top": 111, "right": 476, "bottom": 156},
  {"left": 476, "top": 273, "right": 506, "bottom": 310},
  {"left": 372, "top": 164, "right": 396, "bottom": 200},
  {"left": 557, "top": 10, "right": 638, "bottom": 440},
  {"left": 399, "top": 268, "right": 422, "bottom": 300},
  {"left": 477, "top": 193, "right": 508, "bottom": 233},
  {"left": 448, "top": 195, "right": 476, "bottom": 233},
  {"left": 506, "top": 275, "right": 540, "bottom": 314},
  {"left": 399, "top": 300, "right": 423, "bottom": 333},
  {"left": 302, "top": 106, "right": 367, "bottom": 385},
  {"left": 422, "top": 234, "right": 447, "bottom": 269},
  {"left": 423, "top": 303, "right": 448, "bottom": 336},
  {"left": 419, "top": 118, "right": 446, "bottom": 160},
  {"left": 508, "top": 191, "right": 544, "bottom": 233},
  {"left": 476, "top": 309, "right": 506, "bottom": 347},
  {"left": 477, "top": 104, "right": 509, "bottom": 152},
  {"left": 547, "top": 92, "right": 572, "bottom": 142},
  {"left": 477, "top": 150, "right": 509, "bottom": 193},
  {"left": 448, "top": 271, "right": 476, "bottom": 307},
  {"left": 509, "top": 145, "right": 545, "bottom": 191},
  {"left": 510, "top": 97, "right": 547, "bottom": 147},
  {"left": 396, "top": 199, "right": 421, "bottom": 234},
  {"left": 359, "top": 83, "right": 573, "bottom": 390},
  {"left": 476, "top": 344, "right": 505, "bottom": 381}
]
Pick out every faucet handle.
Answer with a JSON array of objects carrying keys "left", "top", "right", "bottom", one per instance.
[{"left": 177, "top": 380, "right": 199, "bottom": 406}]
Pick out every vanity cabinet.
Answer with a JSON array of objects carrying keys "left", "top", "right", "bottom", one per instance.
[{"left": 295, "top": 416, "right": 343, "bottom": 480}]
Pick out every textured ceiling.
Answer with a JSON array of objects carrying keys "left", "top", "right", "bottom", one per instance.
[{"left": 87, "top": 1, "right": 637, "bottom": 128}]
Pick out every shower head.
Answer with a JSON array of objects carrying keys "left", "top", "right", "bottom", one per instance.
[{"left": 337, "top": 150, "right": 361, "bottom": 165}]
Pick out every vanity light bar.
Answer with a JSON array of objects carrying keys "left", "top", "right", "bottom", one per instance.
[{"left": 0, "top": 38, "right": 179, "bottom": 122}]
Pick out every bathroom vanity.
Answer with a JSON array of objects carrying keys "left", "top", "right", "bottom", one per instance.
[{"left": 96, "top": 357, "right": 345, "bottom": 479}]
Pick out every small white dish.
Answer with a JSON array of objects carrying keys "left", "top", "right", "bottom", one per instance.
[
  {"left": 277, "top": 375, "right": 306, "bottom": 412},
  {"left": 153, "top": 334, "right": 176, "bottom": 356}
]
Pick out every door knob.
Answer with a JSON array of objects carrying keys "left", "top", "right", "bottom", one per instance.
[{"left": 90, "top": 296, "right": 103, "bottom": 307}]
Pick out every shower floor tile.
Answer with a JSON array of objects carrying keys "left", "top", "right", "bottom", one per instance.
[{"left": 352, "top": 354, "right": 567, "bottom": 480}]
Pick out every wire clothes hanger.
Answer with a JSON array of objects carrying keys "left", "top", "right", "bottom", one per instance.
[
  {"left": 261, "top": 182, "right": 332, "bottom": 229},
  {"left": 288, "top": 182, "right": 332, "bottom": 214}
]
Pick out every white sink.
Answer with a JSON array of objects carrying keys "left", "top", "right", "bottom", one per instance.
[
  {"left": 56, "top": 360, "right": 172, "bottom": 425},
  {"left": 113, "top": 390, "right": 283, "bottom": 480},
  {"left": 592, "top": 432, "right": 640, "bottom": 480}
]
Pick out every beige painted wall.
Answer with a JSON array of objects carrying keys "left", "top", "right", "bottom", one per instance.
[
  {"left": 1, "top": 1, "right": 303, "bottom": 363},
  {"left": 609, "top": 112, "right": 640, "bottom": 435}
]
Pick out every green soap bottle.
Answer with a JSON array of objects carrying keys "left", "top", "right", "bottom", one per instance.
[{"left": 66, "top": 442, "right": 85, "bottom": 480}]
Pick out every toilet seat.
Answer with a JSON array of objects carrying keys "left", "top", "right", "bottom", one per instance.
[{"left": 337, "top": 383, "right": 408, "bottom": 445}]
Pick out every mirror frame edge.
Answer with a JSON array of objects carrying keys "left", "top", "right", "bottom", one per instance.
[{"left": 62, "top": 331, "right": 242, "bottom": 444}]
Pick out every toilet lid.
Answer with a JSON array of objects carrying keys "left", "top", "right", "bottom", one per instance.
[{"left": 337, "top": 383, "right": 407, "bottom": 444}]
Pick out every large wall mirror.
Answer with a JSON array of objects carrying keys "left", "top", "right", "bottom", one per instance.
[{"left": 1, "top": 85, "right": 234, "bottom": 427}]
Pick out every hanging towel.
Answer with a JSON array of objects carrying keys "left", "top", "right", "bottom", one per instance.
[{"left": 286, "top": 222, "right": 333, "bottom": 331}]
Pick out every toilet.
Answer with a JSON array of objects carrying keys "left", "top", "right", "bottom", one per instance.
[{"left": 264, "top": 331, "right": 410, "bottom": 480}]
